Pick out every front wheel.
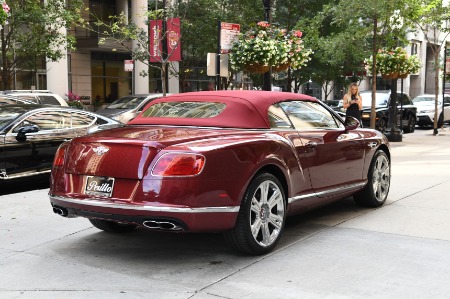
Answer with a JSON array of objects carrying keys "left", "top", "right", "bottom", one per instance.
[
  {"left": 224, "top": 173, "right": 286, "bottom": 255},
  {"left": 354, "top": 150, "right": 390, "bottom": 207},
  {"left": 89, "top": 219, "right": 137, "bottom": 233},
  {"left": 377, "top": 118, "right": 387, "bottom": 133}
]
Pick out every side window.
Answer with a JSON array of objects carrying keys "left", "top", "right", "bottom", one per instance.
[
  {"left": 13, "top": 111, "right": 65, "bottom": 132},
  {"left": 71, "top": 112, "right": 96, "bottom": 128},
  {"left": 268, "top": 105, "right": 293, "bottom": 129},
  {"left": 279, "top": 101, "right": 343, "bottom": 130},
  {"left": 38, "top": 95, "right": 62, "bottom": 106},
  {"left": 444, "top": 96, "right": 450, "bottom": 105}
]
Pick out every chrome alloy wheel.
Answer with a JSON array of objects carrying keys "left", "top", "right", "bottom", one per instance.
[
  {"left": 250, "top": 180, "right": 285, "bottom": 248},
  {"left": 372, "top": 154, "right": 390, "bottom": 202}
]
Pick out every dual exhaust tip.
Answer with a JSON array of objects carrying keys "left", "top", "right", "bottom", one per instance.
[
  {"left": 53, "top": 206, "right": 69, "bottom": 217},
  {"left": 142, "top": 220, "right": 183, "bottom": 231}
]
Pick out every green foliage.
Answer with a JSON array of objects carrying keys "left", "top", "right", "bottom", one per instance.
[{"left": 0, "top": 0, "right": 85, "bottom": 89}]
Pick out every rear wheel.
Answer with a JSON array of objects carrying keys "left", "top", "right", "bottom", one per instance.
[
  {"left": 224, "top": 173, "right": 286, "bottom": 255},
  {"left": 89, "top": 219, "right": 137, "bottom": 233},
  {"left": 354, "top": 150, "right": 390, "bottom": 207}
]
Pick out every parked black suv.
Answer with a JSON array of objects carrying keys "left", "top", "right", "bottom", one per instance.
[{"left": 359, "top": 90, "right": 417, "bottom": 133}]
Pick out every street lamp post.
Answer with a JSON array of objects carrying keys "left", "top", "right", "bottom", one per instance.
[
  {"left": 262, "top": 0, "right": 271, "bottom": 91},
  {"left": 384, "top": 78, "right": 402, "bottom": 142},
  {"left": 384, "top": 11, "right": 403, "bottom": 142}
]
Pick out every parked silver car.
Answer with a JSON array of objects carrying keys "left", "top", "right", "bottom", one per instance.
[
  {"left": 0, "top": 90, "right": 68, "bottom": 106},
  {"left": 96, "top": 94, "right": 166, "bottom": 123}
]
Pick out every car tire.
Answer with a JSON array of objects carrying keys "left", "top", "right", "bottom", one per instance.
[
  {"left": 403, "top": 115, "right": 416, "bottom": 133},
  {"left": 224, "top": 173, "right": 286, "bottom": 255},
  {"left": 377, "top": 118, "right": 387, "bottom": 133},
  {"left": 354, "top": 150, "right": 390, "bottom": 207},
  {"left": 89, "top": 218, "right": 137, "bottom": 233}
]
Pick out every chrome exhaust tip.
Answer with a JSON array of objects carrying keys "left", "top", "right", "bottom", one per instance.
[
  {"left": 142, "top": 220, "right": 183, "bottom": 231},
  {"left": 52, "top": 206, "right": 69, "bottom": 217}
]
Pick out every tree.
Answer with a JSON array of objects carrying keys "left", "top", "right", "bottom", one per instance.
[
  {"left": 328, "top": 0, "right": 411, "bottom": 128},
  {"left": 406, "top": 0, "right": 450, "bottom": 135},
  {"left": 0, "top": 0, "right": 84, "bottom": 90}
]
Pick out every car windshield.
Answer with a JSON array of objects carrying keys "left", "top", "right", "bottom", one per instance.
[
  {"left": 106, "top": 96, "right": 148, "bottom": 109},
  {"left": 360, "top": 92, "right": 390, "bottom": 107},
  {"left": 142, "top": 101, "right": 226, "bottom": 118},
  {"left": 413, "top": 96, "right": 441, "bottom": 105},
  {"left": 0, "top": 106, "right": 29, "bottom": 130}
]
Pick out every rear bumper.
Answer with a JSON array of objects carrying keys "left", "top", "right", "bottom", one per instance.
[{"left": 49, "top": 194, "right": 240, "bottom": 232}]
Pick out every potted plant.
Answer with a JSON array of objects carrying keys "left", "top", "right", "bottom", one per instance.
[
  {"left": 365, "top": 47, "right": 421, "bottom": 79},
  {"left": 0, "top": 1, "right": 10, "bottom": 26},
  {"left": 66, "top": 91, "right": 84, "bottom": 109},
  {"left": 229, "top": 22, "right": 312, "bottom": 74}
]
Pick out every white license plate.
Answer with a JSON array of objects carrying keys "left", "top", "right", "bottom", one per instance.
[{"left": 84, "top": 176, "right": 115, "bottom": 197}]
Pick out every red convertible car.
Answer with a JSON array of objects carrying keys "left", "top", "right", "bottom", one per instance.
[{"left": 49, "top": 90, "right": 391, "bottom": 255}]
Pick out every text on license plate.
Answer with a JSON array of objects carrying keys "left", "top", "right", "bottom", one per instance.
[{"left": 85, "top": 176, "right": 115, "bottom": 197}]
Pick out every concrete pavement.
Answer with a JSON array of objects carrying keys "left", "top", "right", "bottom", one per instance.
[{"left": 0, "top": 126, "right": 450, "bottom": 298}]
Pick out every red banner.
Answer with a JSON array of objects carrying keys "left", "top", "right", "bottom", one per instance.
[
  {"left": 166, "top": 18, "right": 181, "bottom": 61},
  {"left": 149, "top": 18, "right": 181, "bottom": 62}
]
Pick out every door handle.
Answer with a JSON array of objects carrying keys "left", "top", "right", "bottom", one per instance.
[{"left": 305, "top": 141, "right": 318, "bottom": 147}]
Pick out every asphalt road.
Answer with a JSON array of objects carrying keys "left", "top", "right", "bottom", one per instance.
[{"left": 1, "top": 126, "right": 449, "bottom": 299}]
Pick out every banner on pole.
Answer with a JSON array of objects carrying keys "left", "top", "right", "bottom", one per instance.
[{"left": 149, "top": 18, "right": 181, "bottom": 62}]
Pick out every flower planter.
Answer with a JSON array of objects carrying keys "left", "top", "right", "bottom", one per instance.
[
  {"left": 244, "top": 63, "right": 270, "bottom": 74},
  {"left": 273, "top": 63, "right": 289, "bottom": 73},
  {"left": 382, "top": 73, "right": 398, "bottom": 79}
]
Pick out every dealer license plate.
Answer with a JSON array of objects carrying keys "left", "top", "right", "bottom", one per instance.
[{"left": 84, "top": 176, "right": 115, "bottom": 197}]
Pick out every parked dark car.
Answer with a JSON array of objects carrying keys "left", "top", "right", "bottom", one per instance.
[
  {"left": 96, "top": 94, "right": 166, "bottom": 123},
  {"left": 49, "top": 90, "right": 391, "bottom": 255},
  {"left": 359, "top": 90, "right": 417, "bottom": 133},
  {"left": 0, "top": 104, "right": 122, "bottom": 181}
]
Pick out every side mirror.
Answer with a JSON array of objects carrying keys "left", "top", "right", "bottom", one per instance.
[
  {"left": 344, "top": 116, "right": 360, "bottom": 130},
  {"left": 16, "top": 125, "right": 39, "bottom": 142}
]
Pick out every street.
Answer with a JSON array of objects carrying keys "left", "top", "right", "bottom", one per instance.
[{"left": 1, "top": 126, "right": 450, "bottom": 299}]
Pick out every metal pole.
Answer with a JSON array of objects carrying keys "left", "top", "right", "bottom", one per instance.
[
  {"left": 442, "top": 45, "right": 447, "bottom": 129},
  {"left": 216, "top": 21, "right": 221, "bottom": 90},
  {"left": 262, "top": 0, "right": 271, "bottom": 91}
]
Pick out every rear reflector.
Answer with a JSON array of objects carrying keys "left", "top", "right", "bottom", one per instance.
[{"left": 151, "top": 153, "right": 205, "bottom": 177}]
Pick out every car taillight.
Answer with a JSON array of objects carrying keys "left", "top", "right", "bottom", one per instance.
[
  {"left": 53, "top": 144, "right": 67, "bottom": 167},
  {"left": 151, "top": 153, "right": 205, "bottom": 177}
]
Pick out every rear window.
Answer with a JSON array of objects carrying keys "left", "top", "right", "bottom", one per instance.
[{"left": 141, "top": 102, "right": 226, "bottom": 118}]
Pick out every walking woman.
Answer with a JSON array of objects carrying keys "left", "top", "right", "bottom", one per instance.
[{"left": 343, "top": 82, "right": 363, "bottom": 125}]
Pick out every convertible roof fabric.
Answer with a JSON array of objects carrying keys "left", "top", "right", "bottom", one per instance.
[{"left": 128, "top": 90, "right": 316, "bottom": 129}]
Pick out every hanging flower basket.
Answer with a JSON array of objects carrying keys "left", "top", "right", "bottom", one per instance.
[
  {"left": 0, "top": 1, "right": 10, "bottom": 26},
  {"left": 229, "top": 22, "right": 312, "bottom": 74},
  {"left": 273, "top": 63, "right": 289, "bottom": 73},
  {"left": 244, "top": 63, "right": 270, "bottom": 74},
  {"left": 365, "top": 47, "right": 421, "bottom": 79},
  {"left": 382, "top": 73, "right": 398, "bottom": 79}
]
